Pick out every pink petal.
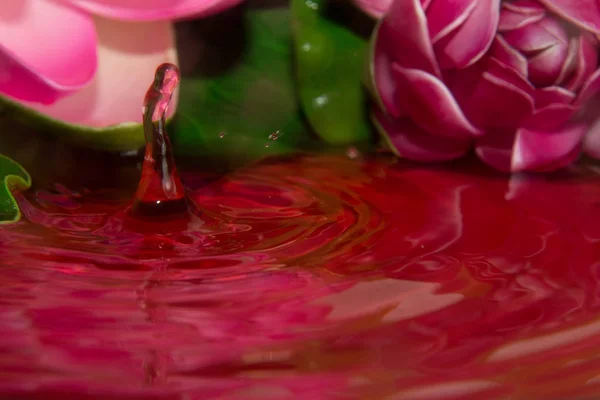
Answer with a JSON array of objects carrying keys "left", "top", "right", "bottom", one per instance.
[
  {"left": 0, "top": 0, "right": 97, "bottom": 104},
  {"left": 391, "top": 63, "right": 480, "bottom": 139},
  {"left": 503, "top": 0, "right": 546, "bottom": 15},
  {"left": 534, "top": 86, "right": 576, "bottom": 107},
  {"left": 523, "top": 103, "right": 577, "bottom": 130},
  {"left": 426, "top": 0, "right": 478, "bottom": 43},
  {"left": 24, "top": 17, "right": 179, "bottom": 127},
  {"left": 459, "top": 58, "right": 535, "bottom": 129},
  {"left": 373, "top": 109, "right": 472, "bottom": 162},
  {"left": 554, "top": 37, "right": 579, "bottom": 86},
  {"left": 527, "top": 42, "right": 569, "bottom": 87},
  {"left": 475, "top": 129, "right": 517, "bottom": 172},
  {"left": 63, "top": 0, "right": 242, "bottom": 21},
  {"left": 537, "top": 0, "right": 600, "bottom": 35},
  {"left": 503, "top": 17, "right": 568, "bottom": 53},
  {"left": 583, "top": 118, "right": 600, "bottom": 159},
  {"left": 352, "top": 0, "right": 392, "bottom": 19},
  {"left": 371, "top": 26, "right": 403, "bottom": 117},
  {"left": 433, "top": 0, "right": 501, "bottom": 68},
  {"left": 490, "top": 36, "right": 528, "bottom": 77},
  {"left": 498, "top": 6, "right": 545, "bottom": 31},
  {"left": 511, "top": 124, "right": 585, "bottom": 171},
  {"left": 380, "top": 0, "right": 441, "bottom": 77},
  {"left": 575, "top": 68, "right": 600, "bottom": 105},
  {"left": 565, "top": 33, "right": 599, "bottom": 92}
]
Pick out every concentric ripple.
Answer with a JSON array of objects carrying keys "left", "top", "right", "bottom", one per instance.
[{"left": 2, "top": 153, "right": 600, "bottom": 399}]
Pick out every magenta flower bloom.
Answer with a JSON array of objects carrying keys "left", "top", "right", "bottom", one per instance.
[
  {"left": 0, "top": 0, "right": 241, "bottom": 128},
  {"left": 364, "top": 0, "right": 600, "bottom": 172}
]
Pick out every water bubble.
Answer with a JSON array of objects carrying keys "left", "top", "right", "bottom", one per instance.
[
  {"left": 269, "top": 130, "right": 280, "bottom": 141},
  {"left": 120, "top": 148, "right": 141, "bottom": 158},
  {"left": 346, "top": 146, "right": 360, "bottom": 159}
]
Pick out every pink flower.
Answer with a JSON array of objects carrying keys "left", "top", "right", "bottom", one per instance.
[
  {"left": 0, "top": 0, "right": 241, "bottom": 128},
  {"left": 363, "top": 0, "right": 600, "bottom": 172}
]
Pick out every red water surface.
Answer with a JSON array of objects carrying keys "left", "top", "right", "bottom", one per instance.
[{"left": 2, "top": 153, "right": 600, "bottom": 399}]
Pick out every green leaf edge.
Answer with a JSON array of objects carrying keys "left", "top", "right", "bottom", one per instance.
[
  {"left": 0, "top": 95, "right": 146, "bottom": 152},
  {"left": 365, "top": 20, "right": 401, "bottom": 157},
  {"left": 365, "top": 19, "right": 386, "bottom": 112},
  {"left": 370, "top": 111, "right": 401, "bottom": 157},
  {"left": 0, "top": 154, "right": 31, "bottom": 225}
]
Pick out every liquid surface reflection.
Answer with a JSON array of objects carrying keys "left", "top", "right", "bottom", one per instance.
[{"left": 2, "top": 154, "right": 600, "bottom": 399}]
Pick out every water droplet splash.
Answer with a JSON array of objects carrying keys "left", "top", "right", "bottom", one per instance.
[
  {"left": 268, "top": 130, "right": 280, "bottom": 141},
  {"left": 346, "top": 146, "right": 360, "bottom": 160},
  {"left": 264, "top": 130, "right": 281, "bottom": 148},
  {"left": 131, "top": 63, "right": 187, "bottom": 217}
]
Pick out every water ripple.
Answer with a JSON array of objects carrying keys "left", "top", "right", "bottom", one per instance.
[{"left": 2, "top": 154, "right": 600, "bottom": 399}]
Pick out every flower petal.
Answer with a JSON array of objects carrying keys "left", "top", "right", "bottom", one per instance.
[
  {"left": 534, "top": 86, "right": 576, "bottom": 107},
  {"left": 575, "top": 68, "right": 600, "bottom": 105},
  {"left": 391, "top": 63, "right": 481, "bottom": 139},
  {"left": 458, "top": 58, "right": 535, "bottom": 130},
  {"left": 523, "top": 103, "right": 577, "bottom": 131},
  {"left": 0, "top": 0, "right": 97, "bottom": 104},
  {"left": 433, "top": 0, "right": 501, "bottom": 68},
  {"left": 554, "top": 37, "right": 578, "bottom": 86},
  {"left": 24, "top": 16, "right": 178, "bottom": 126},
  {"left": 380, "top": 0, "right": 441, "bottom": 77},
  {"left": 498, "top": 4, "right": 545, "bottom": 31},
  {"left": 527, "top": 42, "right": 569, "bottom": 87},
  {"left": 371, "top": 23, "right": 403, "bottom": 117},
  {"left": 63, "top": 0, "right": 242, "bottom": 21},
  {"left": 583, "top": 117, "right": 600, "bottom": 159},
  {"left": 503, "top": 0, "right": 546, "bottom": 15},
  {"left": 490, "top": 36, "right": 528, "bottom": 77},
  {"left": 426, "top": 0, "right": 477, "bottom": 43},
  {"left": 373, "top": 109, "right": 472, "bottom": 162},
  {"left": 503, "top": 17, "right": 567, "bottom": 53},
  {"left": 475, "top": 129, "right": 517, "bottom": 172},
  {"left": 511, "top": 124, "right": 585, "bottom": 172},
  {"left": 537, "top": 0, "right": 600, "bottom": 35},
  {"left": 352, "top": 0, "right": 392, "bottom": 19},
  {"left": 565, "top": 33, "right": 599, "bottom": 92}
]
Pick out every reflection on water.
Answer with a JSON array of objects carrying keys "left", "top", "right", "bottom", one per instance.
[{"left": 2, "top": 154, "right": 600, "bottom": 399}]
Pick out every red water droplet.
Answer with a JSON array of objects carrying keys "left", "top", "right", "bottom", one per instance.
[{"left": 131, "top": 63, "right": 186, "bottom": 217}]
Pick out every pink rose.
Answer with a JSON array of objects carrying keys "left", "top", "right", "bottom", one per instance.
[
  {"left": 363, "top": 0, "right": 600, "bottom": 172},
  {"left": 0, "top": 0, "right": 241, "bottom": 128}
]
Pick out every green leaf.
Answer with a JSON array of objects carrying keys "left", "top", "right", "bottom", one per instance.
[
  {"left": 172, "top": 7, "right": 315, "bottom": 165},
  {"left": 0, "top": 154, "right": 31, "bottom": 225},
  {"left": 0, "top": 95, "right": 145, "bottom": 153},
  {"left": 292, "top": 0, "right": 372, "bottom": 145}
]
